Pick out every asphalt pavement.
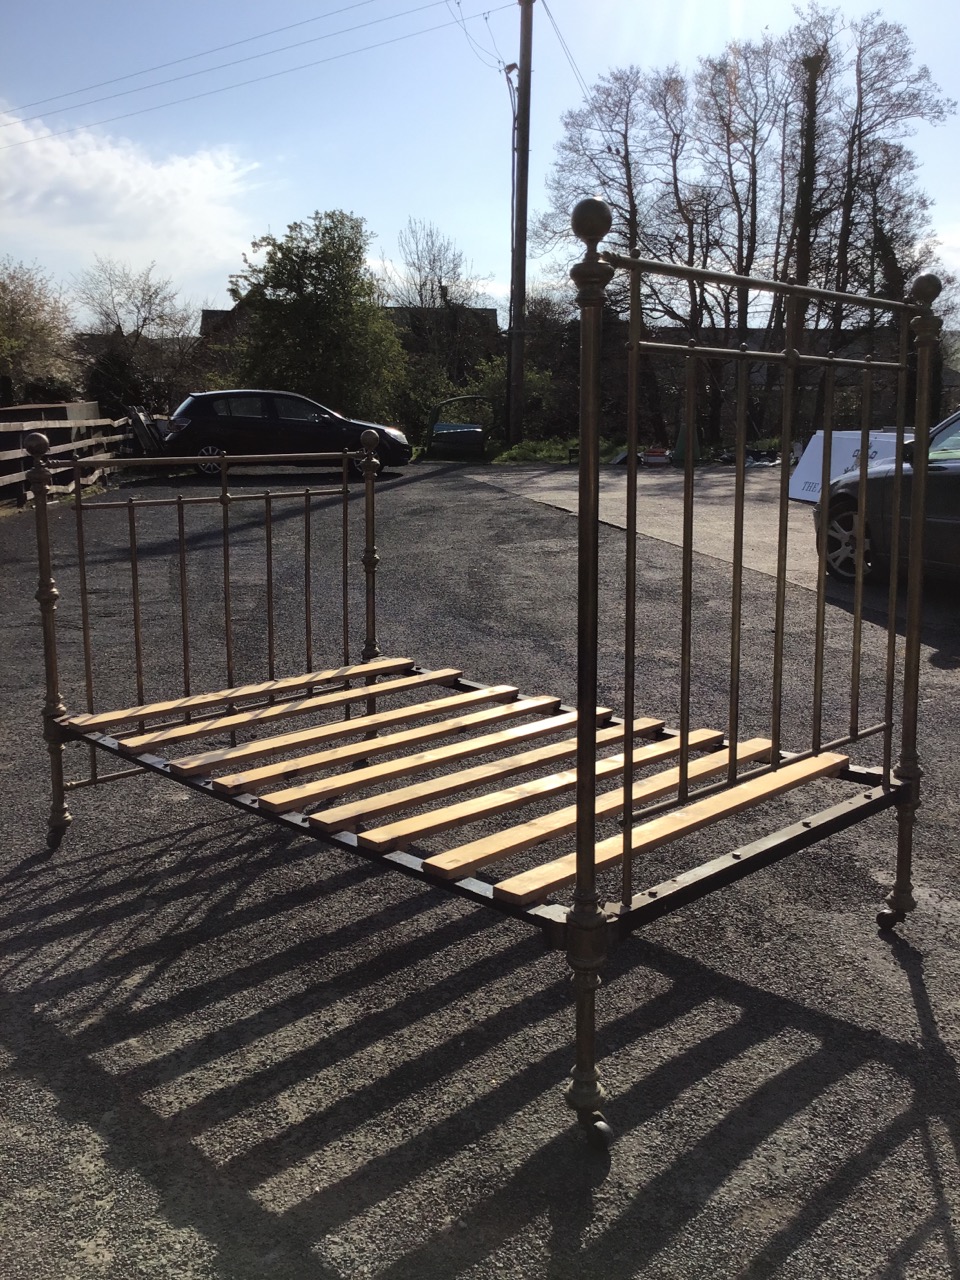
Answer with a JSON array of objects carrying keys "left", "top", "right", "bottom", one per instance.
[{"left": 1, "top": 460, "right": 958, "bottom": 1280}]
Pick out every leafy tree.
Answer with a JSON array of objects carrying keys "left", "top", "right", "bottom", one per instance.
[
  {"left": 0, "top": 257, "right": 77, "bottom": 403},
  {"left": 229, "top": 210, "right": 404, "bottom": 420}
]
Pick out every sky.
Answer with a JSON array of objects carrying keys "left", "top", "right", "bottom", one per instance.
[{"left": 3, "top": 0, "right": 959, "bottom": 318}]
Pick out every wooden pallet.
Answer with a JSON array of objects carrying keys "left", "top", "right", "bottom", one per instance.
[{"left": 61, "top": 660, "right": 850, "bottom": 911}]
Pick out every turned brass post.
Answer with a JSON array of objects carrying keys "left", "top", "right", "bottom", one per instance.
[
  {"left": 24, "top": 432, "right": 72, "bottom": 850},
  {"left": 566, "top": 197, "right": 615, "bottom": 1121},
  {"left": 885, "top": 275, "right": 942, "bottom": 923},
  {"left": 359, "top": 430, "right": 381, "bottom": 664}
]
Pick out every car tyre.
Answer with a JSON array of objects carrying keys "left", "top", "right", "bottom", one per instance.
[
  {"left": 196, "top": 444, "right": 225, "bottom": 477},
  {"left": 822, "top": 501, "right": 879, "bottom": 583}
]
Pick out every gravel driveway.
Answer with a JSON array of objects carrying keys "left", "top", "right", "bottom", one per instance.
[{"left": 1, "top": 461, "right": 958, "bottom": 1279}]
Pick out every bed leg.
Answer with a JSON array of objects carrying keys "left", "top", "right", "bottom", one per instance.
[
  {"left": 44, "top": 718, "right": 72, "bottom": 851},
  {"left": 564, "top": 902, "right": 613, "bottom": 1149},
  {"left": 879, "top": 771, "right": 919, "bottom": 930}
]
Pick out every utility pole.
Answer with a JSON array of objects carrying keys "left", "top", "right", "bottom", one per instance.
[{"left": 507, "top": 0, "right": 535, "bottom": 446}]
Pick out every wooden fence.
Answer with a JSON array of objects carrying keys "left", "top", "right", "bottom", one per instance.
[{"left": 0, "top": 417, "right": 132, "bottom": 504}]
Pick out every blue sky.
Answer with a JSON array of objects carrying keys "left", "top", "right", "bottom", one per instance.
[{"left": 3, "top": 0, "right": 958, "bottom": 315}]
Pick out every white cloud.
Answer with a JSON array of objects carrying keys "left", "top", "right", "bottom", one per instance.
[{"left": 0, "top": 113, "right": 259, "bottom": 303}]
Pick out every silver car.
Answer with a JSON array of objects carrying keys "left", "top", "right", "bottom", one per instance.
[{"left": 815, "top": 409, "right": 960, "bottom": 582}]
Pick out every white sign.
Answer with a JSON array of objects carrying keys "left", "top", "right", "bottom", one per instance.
[{"left": 789, "top": 430, "right": 912, "bottom": 503}]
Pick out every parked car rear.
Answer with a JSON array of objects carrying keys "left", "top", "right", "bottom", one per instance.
[
  {"left": 162, "top": 390, "right": 411, "bottom": 474},
  {"left": 814, "top": 408, "right": 960, "bottom": 581}
]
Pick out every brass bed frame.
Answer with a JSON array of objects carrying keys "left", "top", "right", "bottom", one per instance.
[{"left": 25, "top": 199, "right": 941, "bottom": 1148}]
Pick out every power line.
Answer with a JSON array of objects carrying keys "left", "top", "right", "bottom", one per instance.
[
  {"left": 443, "top": 0, "right": 500, "bottom": 70},
  {"left": 4, "top": 1, "right": 452, "bottom": 128},
  {"left": 541, "top": 1, "right": 620, "bottom": 153},
  {"left": 1, "top": 6, "right": 513, "bottom": 152},
  {"left": 6, "top": 0, "right": 385, "bottom": 115}
]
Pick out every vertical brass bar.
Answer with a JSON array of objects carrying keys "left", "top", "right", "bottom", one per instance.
[
  {"left": 220, "top": 458, "right": 234, "bottom": 688},
  {"left": 726, "top": 350, "right": 750, "bottom": 784},
  {"left": 127, "top": 499, "right": 145, "bottom": 707},
  {"left": 359, "top": 435, "right": 381, "bottom": 664},
  {"left": 882, "top": 318, "right": 912, "bottom": 783},
  {"left": 304, "top": 489, "right": 314, "bottom": 672},
  {"left": 564, "top": 199, "right": 614, "bottom": 1125},
  {"left": 621, "top": 253, "right": 641, "bottom": 905},
  {"left": 849, "top": 361, "right": 874, "bottom": 737},
  {"left": 176, "top": 495, "right": 191, "bottom": 703},
  {"left": 24, "top": 433, "right": 72, "bottom": 850},
  {"left": 342, "top": 459, "right": 350, "bottom": 667},
  {"left": 359, "top": 436, "right": 381, "bottom": 722},
  {"left": 770, "top": 296, "right": 800, "bottom": 763},
  {"left": 677, "top": 344, "right": 697, "bottom": 803},
  {"left": 73, "top": 463, "right": 98, "bottom": 782},
  {"left": 265, "top": 492, "right": 275, "bottom": 681},
  {"left": 812, "top": 358, "right": 837, "bottom": 752},
  {"left": 883, "top": 276, "right": 942, "bottom": 925}
]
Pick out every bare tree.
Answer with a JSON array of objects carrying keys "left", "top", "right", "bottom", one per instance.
[
  {"left": 382, "top": 219, "right": 496, "bottom": 390},
  {"left": 73, "top": 257, "right": 205, "bottom": 412}
]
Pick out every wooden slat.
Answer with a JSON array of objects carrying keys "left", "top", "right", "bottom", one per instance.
[
  {"left": 424, "top": 735, "right": 768, "bottom": 880},
  {"left": 252, "top": 701, "right": 609, "bottom": 808},
  {"left": 170, "top": 685, "right": 522, "bottom": 778},
  {"left": 66, "top": 657, "right": 415, "bottom": 730},
  {"left": 492, "top": 751, "right": 848, "bottom": 905},
  {"left": 118, "top": 668, "right": 462, "bottom": 751},
  {"left": 356, "top": 723, "right": 711, "bottom": 853},
  {"left": 309, "top": 713, "right": 655, "bottom": 832},
  {"left": 241, "top": 707, "right": 578, "bottom": 803}
]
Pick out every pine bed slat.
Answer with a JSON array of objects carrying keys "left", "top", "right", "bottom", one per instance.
[
  {"left": 118, "top": 668, "right": 463, "bottom": 751},
  {"left": 309, "top": 713, "right": 657, "bottom": 833},
  {"left": 361, "top": 727, "right": 735, "bottom": 855},
  {"left": 492, "top": 751, "right": 848, "bottom": 905},
  {"left": 64, "top": 657, "right": 415, "bottom": 729},
  {"left": 170, "top": 685, "right": 522, "bottom": 778},
  {"left": 423, "top": 735, "right": 769, "bottom": 880}
]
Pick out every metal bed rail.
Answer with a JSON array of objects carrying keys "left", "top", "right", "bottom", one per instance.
[{"left": 24, "top": 432, "right": 384, "bottom": 834}]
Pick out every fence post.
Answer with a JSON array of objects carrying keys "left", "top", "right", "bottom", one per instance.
[
  {"left": 881, "top": 274, "right": 942, "bottom": 927},
  {"left": 24, "top": 432, "right": 72, "bottom": 851},
  {"left": 566, "top": 198, "right": 615, "bottom": 1144}
]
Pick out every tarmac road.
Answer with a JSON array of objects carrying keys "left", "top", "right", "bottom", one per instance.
[{"left": 1, "top": 460, "right": 958, "bottom": 1279}]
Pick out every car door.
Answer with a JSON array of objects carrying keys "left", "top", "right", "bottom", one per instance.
[
  {"left": 894, "top": 414, "right": 960, "bottom": 574},
  {"left": 214, "top": 393, "right": 271, "bottom": 456},
  {"left": 270, "top": 394, "right": 346, "bottom": 457},
  {"left": 924, "top": 416, "right": 960, "bottom": 574}
]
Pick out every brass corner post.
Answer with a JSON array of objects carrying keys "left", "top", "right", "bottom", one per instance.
[
  {"left": 24, "top": 432, "right": 72, "bottom": 851},
  {"left": 884, "top": 274, "right": 943, "bottom": 925},
  {"left": 359, "top": 430, "right": 382, "bottom": 664},
  {"left": 566, "top": 198, "right": 615, "bottom": 1133}
]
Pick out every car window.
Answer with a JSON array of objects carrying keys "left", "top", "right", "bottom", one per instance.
[
  {"left": 226, "top": 395, "right": 270, "bottom": 419},
  {"left": 930, "top": 418, "right": 960, "bottom": 461},
  {"left": 274, "top": 396, "right": 322, "bottom": 422}
]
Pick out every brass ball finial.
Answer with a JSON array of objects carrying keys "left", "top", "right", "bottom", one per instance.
[
  {"left": 360, "top": 429, "right": 380, "bottom": 452},
  {"left": 910, "top": 274, "right": 942, "bottom": 306},
  {"left": 571, "top": 197, "right": 612, "bottom": 246},
  {"left": 23, "top": 432, "right": 51, "bottom": 457}
]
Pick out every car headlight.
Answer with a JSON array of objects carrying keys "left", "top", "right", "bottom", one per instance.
[{"left": 382, "top": 426, "right": 409, "bottom": 444}]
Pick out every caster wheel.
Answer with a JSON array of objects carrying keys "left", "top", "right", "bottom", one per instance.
[
  {"left": 578, "top": 1110, "right": 614, "bottom": 1150},
  {"left": 877, "top": 908, "right": 905, "bottom": 931}
]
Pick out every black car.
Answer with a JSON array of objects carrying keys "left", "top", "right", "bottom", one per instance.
[
  {"left": 815, "top": 409, "right": 960, "bottom": 581},
  {"left": 162, "top": 390, "right": 412, "bottom": 475}
]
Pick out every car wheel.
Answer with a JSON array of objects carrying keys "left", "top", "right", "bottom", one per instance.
[
  {"left": 822, "top": 502, "right": 877, "bottom": 582},
  {"left": 196, "top": 444, "right": 225, "bottom": 477}
]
